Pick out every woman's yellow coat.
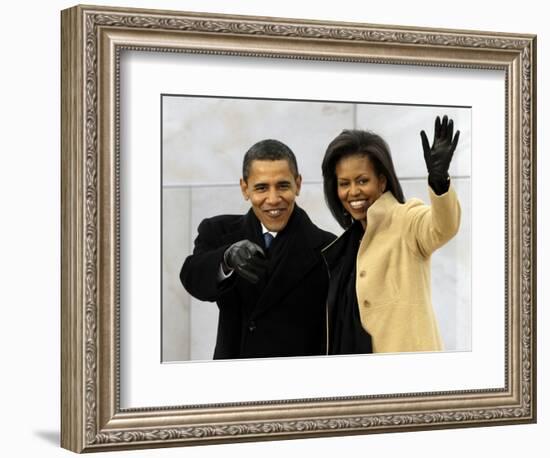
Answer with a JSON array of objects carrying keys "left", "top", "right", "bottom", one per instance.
[{"left": 355, "top": 186, "right": 461, "bottom": 353}]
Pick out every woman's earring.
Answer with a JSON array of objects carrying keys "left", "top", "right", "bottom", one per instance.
[{"left": 343, "top": 209, "right": 352, "bottom": 225}]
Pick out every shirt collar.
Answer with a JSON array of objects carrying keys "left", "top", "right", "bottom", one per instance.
[{"left": 260, "top": 223, "right": 278, "bottom": 238}]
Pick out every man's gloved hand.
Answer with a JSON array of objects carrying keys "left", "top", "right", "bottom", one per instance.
[
  {"left": 223, "top": 240, "right": 267, "bottom": 284},
  {"left": 420, "top": 115, "right": 460, "bottom": 195}
]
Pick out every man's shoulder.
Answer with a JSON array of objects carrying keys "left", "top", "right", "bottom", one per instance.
[
  {"left": 202, "top": 214, "right": 244, "bottom": 226},
  {"left": 294, "top": 207, "right": 336, "bottom": 245},
  {"left": 197, "top": 213, "right": 247, "bottom": 235}
]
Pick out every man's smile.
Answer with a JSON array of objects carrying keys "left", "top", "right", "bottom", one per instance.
[{"left": 264, "top": 208, "right": 286, "bottom": 218}]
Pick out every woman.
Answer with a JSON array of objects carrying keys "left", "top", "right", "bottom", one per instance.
[{"left": 321, "top": 115, "right": 461, "bottom": 354}]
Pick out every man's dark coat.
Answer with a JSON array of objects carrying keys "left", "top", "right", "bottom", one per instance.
[{"left": 180, "top": 206, "right": 335, "bottom": 359}]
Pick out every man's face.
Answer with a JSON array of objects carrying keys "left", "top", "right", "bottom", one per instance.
[{"left": 240, "top": 159, "right": 302, "bottom": 232}]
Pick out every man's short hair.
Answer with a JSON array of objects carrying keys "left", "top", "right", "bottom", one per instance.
[{"left": 242, "top": 139, "right": 299, "bottom": 182}]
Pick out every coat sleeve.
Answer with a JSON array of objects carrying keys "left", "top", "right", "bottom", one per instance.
[
  {"left": 404, "top": 185, "right": 461, "bottom": 258},
  {"left": 179, "top": 218, "right": 235, "bottom": 302}
]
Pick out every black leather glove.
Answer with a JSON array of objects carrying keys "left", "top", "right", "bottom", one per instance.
[
  {"left": 420, "top": 115, "right": 460, "bottom": 195},
  {"left": 222, "top": 240, "right": 267, "bottom": 284}
]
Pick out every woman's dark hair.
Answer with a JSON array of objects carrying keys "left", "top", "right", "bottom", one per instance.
[{"left": 322, "top": 129, "right": 405, "bottom": 229}]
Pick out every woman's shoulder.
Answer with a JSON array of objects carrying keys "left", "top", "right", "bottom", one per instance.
[{"left": 395, "top": 196, "right": 428, "bottom": 217}]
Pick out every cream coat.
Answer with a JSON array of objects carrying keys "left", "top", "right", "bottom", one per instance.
[{"left": 355, "top": 186, "right": 461, "bottom": 353}]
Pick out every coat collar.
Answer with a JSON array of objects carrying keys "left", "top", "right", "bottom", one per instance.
[
  {"left": 220, "top": 208, "right": 263, "bottom": 248},
  {"left": 218, "top": 205, "right": 324, "bottom": 320},
  {"left": 248, "top": 205, "right": 322, "bottom": 319},
  {"left": 322, "top": 191, "right": 401, "bottom": 262},
  {"left": 362, "top": 191, "right": 400, "bottom": 248},
  {"left": 321, "top": 220, "right": 363, "bottom": 269},
  {"left": 322, "top": 191, "right": 400, "bottom": 264},
  {"left": 223, "top": 204, "right": 327, "bottom": 253}
]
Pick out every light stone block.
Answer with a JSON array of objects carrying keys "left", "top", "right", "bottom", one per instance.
[
  {"left": 162, "top": 187, "right": 192, "bottom": 361},
  {"left": 356, "top": 104, "right": 471, "bottom": 179},
  {"left": 294, "top": 182, "right": 344, "bottom": 237},
  {"left": 163, "top": 96, "right": 355, "bottom": 185}
]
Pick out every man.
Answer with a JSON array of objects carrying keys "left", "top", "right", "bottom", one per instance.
[{"left": 180, "top": 139, "right": 335, "bottom": 359}]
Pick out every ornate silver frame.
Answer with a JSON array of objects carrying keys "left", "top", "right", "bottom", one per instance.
[{"left": 61, "top": 4, "right": 537, "bottom": 453}]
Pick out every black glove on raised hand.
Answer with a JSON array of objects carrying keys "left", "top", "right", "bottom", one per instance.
[
  {"left": 420, "top": 115, "right": 460, "bottom": 195},
  {"left": 222, "top": 240, "right": 268, "bottom": 284}
]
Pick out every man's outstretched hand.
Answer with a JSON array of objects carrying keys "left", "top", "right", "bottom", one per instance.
[{"left": 223, "top": 240, "right": 268, "bottom": 284}]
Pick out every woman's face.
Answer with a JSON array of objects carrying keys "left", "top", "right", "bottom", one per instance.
[{"left": 335, "top": 154, "right": 387, "bottom": 227}]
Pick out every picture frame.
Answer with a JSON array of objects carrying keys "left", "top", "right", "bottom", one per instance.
[{"left": 61, "top": 4, "right": 536, "bottom": 453}]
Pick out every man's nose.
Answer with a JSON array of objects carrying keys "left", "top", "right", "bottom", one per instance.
[{"left": 266, "top": 188, "right": 281, "bottom": 204}]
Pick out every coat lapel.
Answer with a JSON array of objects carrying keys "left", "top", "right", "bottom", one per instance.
[
  {"left": 219, "top": 210, "right": 266, "bottom": 318},
  {"left": 321, "top": 222, "right": 362, "bottom": 322},
  {"left": 250, "top": 207, "right": 319, "bottom": 320},
  {"left": 360, "top": 191, "right": 399, "bottom": 251},
  {"left": 220, "top": 209, "right": 262, "bottom": 247},
  {"left": 222, "top": 207, "right": 324, "bottom": 320}
]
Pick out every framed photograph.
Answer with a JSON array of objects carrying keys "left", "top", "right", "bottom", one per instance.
[
  {"left": 161, "top": 95, "right": 473, "bottom": 362},
  {"left": 61, "top": 4, "right": 536, "bottom": 453}
]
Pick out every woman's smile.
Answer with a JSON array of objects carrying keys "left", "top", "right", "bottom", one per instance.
[{"left": 335, "top": 154, "right": 386, "bottom": 227}]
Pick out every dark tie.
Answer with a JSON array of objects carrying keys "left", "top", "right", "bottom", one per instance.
[{"left": 263, "top": 232, "right": 274, "bottom": 250}]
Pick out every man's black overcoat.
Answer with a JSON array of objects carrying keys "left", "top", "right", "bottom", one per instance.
[{"left": 180, "top": 206, "right": 335, "bottom": 359}]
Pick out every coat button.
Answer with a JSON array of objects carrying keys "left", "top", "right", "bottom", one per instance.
[
  {"left": 359, "top": 270, "right": 366, "bottom": 278},
  {"left": 248, "top": 321, "right": 256, "bottom": 332},
  {"left": 363, "top": 300, "right": 369, "bottom": 307}
]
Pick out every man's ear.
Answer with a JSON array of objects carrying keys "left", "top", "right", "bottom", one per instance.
[
  {"left": 295, "top": 174, "right": 302, "bottom": 196},
  {"left": 240, "top": 178, "right": 249, "bottom": 200}
]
